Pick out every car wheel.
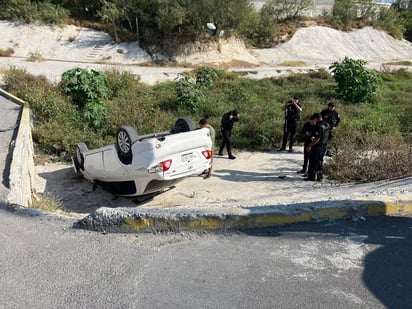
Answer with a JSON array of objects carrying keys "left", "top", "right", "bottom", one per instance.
[
  {"left": 116, "top": 126, "right": 139, "bottom": 164},
  {"left": 173, "top": 117, "right": 196, "bottom": 133},
  {"left": 75, "top": 142, "right": 88, "bottom": 171}
]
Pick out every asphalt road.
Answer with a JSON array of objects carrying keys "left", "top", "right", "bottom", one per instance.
[{"left": 1, "top": 209, "right": 411, "bottom": 309}]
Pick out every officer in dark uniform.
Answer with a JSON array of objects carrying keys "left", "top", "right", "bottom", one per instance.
[
  {"left": 218, "top": 109, "right": 240, "bottom": 160},
  {"left": 321, "top": 102, "right": 340, "bottom": 139},
  {"left": 321, "top": 102, "right": 340, "bottom": 157},
  {"left": 304, "top": 113, "right": 330, "bottom": 181},
  {"left": 279, "top": 96, "right": 302, "bottom": 152},
  {"left": 297, "top": 114, "right": 317, "bottom": 175}
]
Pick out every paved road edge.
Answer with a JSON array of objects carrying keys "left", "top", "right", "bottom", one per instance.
[{"left": 73, "top": 196, "right": 412, "bottom": 233}]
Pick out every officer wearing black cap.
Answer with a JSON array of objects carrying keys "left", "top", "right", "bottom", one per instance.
[
  {"left": 321, "top": 102, "right": 341, "bottom": 139},
  {"left": 218, "top": 109, "right": 240, "bottom": 159}
]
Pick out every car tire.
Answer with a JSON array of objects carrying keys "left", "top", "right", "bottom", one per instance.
[
  {"left": 75, "top": 142, "right": 88, "bottom": 171},
  {"left": 173, "top": 117, "right": 196, "bottom": 133},
  {"left": 116, "top": 126, "right": 139, "bottom": 164}
]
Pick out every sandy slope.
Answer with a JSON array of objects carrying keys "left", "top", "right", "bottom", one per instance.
[{"left": 1, "top": 21, "right": 411, "bottom": 69}]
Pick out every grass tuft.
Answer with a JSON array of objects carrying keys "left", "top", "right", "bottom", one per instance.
[
  {"left": 0, "top": 48, "right": 14, "bottom": 57},
  {"left": 27, "top": 52, "right": 45, "bottom": 62},
  {"left": 31, "top": 192, "right": 63, "bottom": 213}
]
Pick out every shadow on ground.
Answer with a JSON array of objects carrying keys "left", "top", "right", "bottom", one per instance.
[
  {"left": 244, "top": 216, "right": 412, "bottom": 309},
  {"left": 36, "top": 167, "right": 139, "bottom": 214}
]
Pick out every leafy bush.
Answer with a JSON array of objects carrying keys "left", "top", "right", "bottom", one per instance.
[
  {"left": 195, "top": 67, "right": 218, "bottom": 88},
  {"left": 0, "top": 0, "right": 68, "bottom": 24},
  {"left": 60, "top": 68, "right": 110, "bottom": 128},
  {"left": 175, "top": 75, "right": 204, "bottom": 111},
  {"left": 330, "top": 57, "right": 382, "bottom": 103},
  {"left": 2, "top": 66, "right": 53, "bottom": 99}
]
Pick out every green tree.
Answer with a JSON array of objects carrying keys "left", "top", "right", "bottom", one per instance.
[
  {"left": 239, "top": 3, "right": 277, "bottom": 46},
  {"left": 267, "top": 0, "right": 314, "bottom": 21},
  {"left": 372, "top": 7, "right": 405, "bottom": 39},
  {"left": 329, "top": 57, "right": 382, "bottom": 104},
  {"left": 330, "top": 0, "right": 357, "bottom": 30},
  {"left": 393, "top": 0, "right": 412, "bottom": 41}
]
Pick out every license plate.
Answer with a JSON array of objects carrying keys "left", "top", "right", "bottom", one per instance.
[{"left": 181, "top": 152, "right": 193, "bottom": 162}]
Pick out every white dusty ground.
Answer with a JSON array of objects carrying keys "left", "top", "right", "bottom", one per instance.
[
  {"left": 0, "top": 21, "right": 411, "bottom": 85},
  {"left": 1, "top": 21, "right": 411, "bottom": 215},
  {"left": 33, "top": 148, "right": 412, "bottom": 217}
]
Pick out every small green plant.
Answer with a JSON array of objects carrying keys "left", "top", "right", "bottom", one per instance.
[{"left": 329, "top": 57, "right": 382, "bottom": 103}]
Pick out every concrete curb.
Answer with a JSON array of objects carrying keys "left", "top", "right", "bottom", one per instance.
[
  {"left": 73, "top": 196, "right": 412, "bottom": 233},
  {"left": 0, "top": 89, "right": 35, "bottom": 208}
]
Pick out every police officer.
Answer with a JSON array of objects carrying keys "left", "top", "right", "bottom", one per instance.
[
  {"left": 304, "top": 113, "right": 330, "bottom": 181},
  {"left": 218, "top": 109, "right": 240, "bottom": 160},
  {"left": 321, "top": 102, "right": 340, "bottom": 139},
  {"left": 279, "top": 96, "right": 302, "bottom": 152},
  {"left": 321, "top": 102, "right": 340, "bottom": 157},
  {"left": 297, "top": 114, "right": 317, "bottom": 175}
]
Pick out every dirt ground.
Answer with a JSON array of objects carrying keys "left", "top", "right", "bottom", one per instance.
[{"left": 33, "top": 147, "right": 412, "bottom": 217}]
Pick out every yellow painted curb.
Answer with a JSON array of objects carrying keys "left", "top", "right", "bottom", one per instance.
[{"left": 76, "top": 197, "right": 412, "bottom": 233}]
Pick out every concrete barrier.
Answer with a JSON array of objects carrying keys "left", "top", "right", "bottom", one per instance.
[
  {"left": 0, "top": 89, "right": 35, "bottom": 208},
  {"left": 74, "top": 197, "right": 412, "bottom": 233}
]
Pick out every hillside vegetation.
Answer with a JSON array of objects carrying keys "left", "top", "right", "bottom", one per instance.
[
  {"left": 2, "top": 65, "right": 412, "bottom": 183},
  {"left": 0, "top": 0, "right": 411, "bottom": 52}
]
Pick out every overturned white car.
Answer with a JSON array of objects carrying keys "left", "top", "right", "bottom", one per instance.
[{"left": 72, "top": 117, "right": 212, "bottom": 197}]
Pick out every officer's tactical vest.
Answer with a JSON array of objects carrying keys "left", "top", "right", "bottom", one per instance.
[{"left": 318, "top": 121, "right": 330, "bottom": 145}]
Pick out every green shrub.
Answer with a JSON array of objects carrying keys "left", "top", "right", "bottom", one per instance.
[
  {"left": 60, "top": 68, "right": 110, "bottom": 129},
  {"left": 195, "top": 67, "right": 218, "bottom": 88},
  {"left": 0, "top": 0, "right": 68, "bottom": 24},
  {"left": 2, "top": 66, "right": 53, "bottom": 100},
  {"left": 175, "top": 75, "right": 204, "bottom": 111},
  {"left": 330, "top": 57, "right": 382, "bottom": 103}
]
